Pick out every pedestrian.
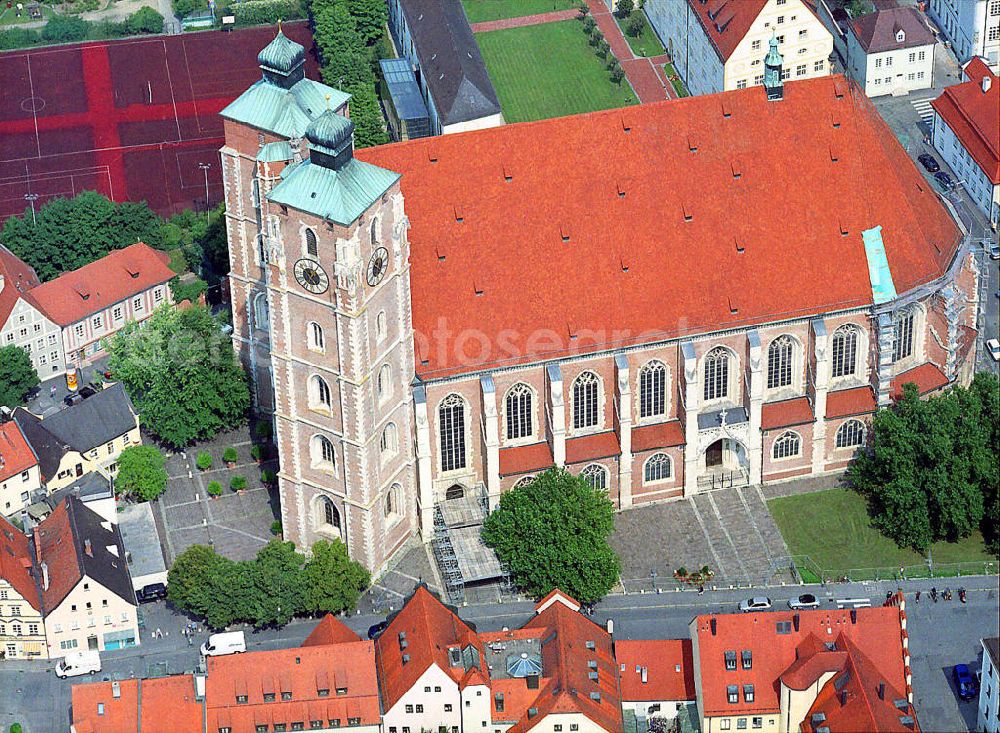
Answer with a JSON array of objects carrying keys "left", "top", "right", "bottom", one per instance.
[
  {"left": 50, "top": 385, "right": 57, "bottom": 397},
  {"left": 155, "top": 626, "right": 162, "bottom": 639},
  {"left": 698, "top": 585, "right": 705, "bottom": 595}
]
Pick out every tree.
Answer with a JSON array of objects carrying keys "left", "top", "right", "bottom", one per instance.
[
  {"left": 1, "top": 191, "right": 162, "bottom": 281},
  {"left": 615, "top": 0, "right": 634, "bottom": 18},
  {"left": 346, "top": 83, "right": 389, "bottom": 148},
  {"left": 106, "top": 305, "right": 250, "bottom": 448},
  {"left": 482, "top": 468, "right": 620, "bottom": 603},
  {"left": 167, "top": 545, "right": 236, "bottom": 620},
  {"left": 126, "top": 6, "right": 164, "bottom": 34},
  {"left": 848, "top": 378, "right": 998, "bottom": 553},
  {"left": 42, "top": 15, "right": 90, "bottom": 43},
  {"left": 302, "top": 539, "right": 370, "bottom": 614},
  {"left": 0, "top": 346, "right": 39, "bottom": 409},
  {"left": 115, "top": 445, "right": 168, "bottom": 502},
  {"left": 248, "top": 540, "right": 307, "bottom": 627},
  {"left": 347, "top": 0, "right": 387, "bottom": 46},
  {"left": 625, "top": 13, "right": 644, "bottom": 38}
]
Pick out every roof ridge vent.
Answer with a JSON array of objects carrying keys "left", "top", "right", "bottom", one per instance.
[
  {"left": 453, "top": 205, "right": 464, "bottom": 223},
  {"left": 560, "top": 224, "right": 571, "bottom": 243},
  {"left": 721, "top": 99, "right": 732, "bottom": 118},
  {"left": 502, "top": 162, "right": 513, "bottom": 182},
  {"left": 731, "top": 160, "right": 742, "bottom": 179},
  {"left": 734, "top": 236, "right": 745, "bottom": 254},
  {"left": 682, "top": 203, "right": 693, "bottom": 222}
]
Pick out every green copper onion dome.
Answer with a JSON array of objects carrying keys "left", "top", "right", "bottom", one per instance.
[
  {"left": 305, "top": 108, "right": 355, "bottom": 156},
  {"left": 257, "top": 28, "right": 305, "bottom": 75}
]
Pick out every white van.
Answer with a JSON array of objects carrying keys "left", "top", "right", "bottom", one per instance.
[
  {"left": 200, "top": 630, "right": 246, "bottom": 657},
  {"left": 55, "top": 651, "right": 101, "bottom": 678}
]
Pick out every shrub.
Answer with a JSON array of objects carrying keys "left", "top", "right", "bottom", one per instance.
[
  {"left": 223, "top": 446, "right": 238, "bottom": 464},
  {"left": 615, "top": 0, "right": 634, "bottom": 18},
  {"left": 233, "top": 0, "right": 301, "bottom": 26},
  {"left": 196, "top": 452, "right": 213, "bottom": 471},
  {"left": 250, "top": 444, "right": 263, "bottom": 462},
  {"left": 254, "top": 420, "right": 272, "bottom": 440},
  {"left": 596, "top": 39, "right": 610, "bottom": 59},
  {"left": 260, "top": 469, "right": 276, "bottom": 485},
  {"left": 206, "top": 481, "right": 223, "bottom": 496},
  {"left": 230, "top": 475, "right": 247, "bottom": 492},
  {"left": 169, "top": 275, "right": 208, "bottom": 304},
  {"left": 270, "top": 520, "right": 282, "bottom": 536},
  {"left": 0, "top": 28, "right": 42, "bottom": 50},
  {"left": 582, "top": 15, "right": 596, "bottom": 32},
  {"left": 588, "top": 28, "right": 603, "bottom": 46},
  {"left": 126, "top": 6, "right": 164, "bottom": 34},
  {"left": 625, "top": 13, "right": 644, "bottom": 38},
  {"left": 42, "top": 15, "right": 90, "bottom": 42},
  {"left": 11, "top": 724, "right": 24, "bottom": 733}
]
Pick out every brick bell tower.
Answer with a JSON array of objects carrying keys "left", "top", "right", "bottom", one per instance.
[{"left": 220, "top": 30, "right": 418, "bottom": 573}]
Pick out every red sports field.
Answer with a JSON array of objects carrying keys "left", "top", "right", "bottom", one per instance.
[{"left": 0, "top": 21, "right": 318, "bottom": 221}]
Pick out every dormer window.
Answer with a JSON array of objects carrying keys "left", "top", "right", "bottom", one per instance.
[
  {"left": 896, "top": 30, "right": 905, "bottom": 42},
  {"left": 724, "top": 650, "right": 737, "bottom": 670},
  {"left": 741, "top": 650, "right": 752, "bottom": 670}
]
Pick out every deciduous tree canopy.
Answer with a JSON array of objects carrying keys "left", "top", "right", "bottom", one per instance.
[
  {"left": 849, "top": 374, "right": 999, "bottom": 554},
  {"left": 115, "top": 445, "right": 168, "bottom": 502},
  {"left": 106, "top": 305, "right": 250, "bottom": 448},
  {"left": 0, "top": 346, "right": 39, "bottom": 409},
  {"left": 482, "top": 467, "right": 620, "bottom": 603}
]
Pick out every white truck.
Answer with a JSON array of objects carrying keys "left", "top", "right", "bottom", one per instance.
[
  {"left": 55, "top": 651, "right": 101, "bottom": 679},
  {"left": 200, "top": 630, "right": 246, "bottom": 657}
]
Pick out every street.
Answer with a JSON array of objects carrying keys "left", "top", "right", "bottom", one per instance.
[{"left": 1, "top": 575, "right": 996, "bottom": 733}]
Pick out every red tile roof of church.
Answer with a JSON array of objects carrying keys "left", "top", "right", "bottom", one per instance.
[
  {"left": 357, "top": 76, "right": 960, "bottom": 380},
  {"left": 826, "top": 386, "right": 877, "bottom": 419},
  {"left": 761, "top": 396, "right": 815, "bottom": 430},
  {"left": 890, "top": 362, "right": 948, "bottom": 399}
]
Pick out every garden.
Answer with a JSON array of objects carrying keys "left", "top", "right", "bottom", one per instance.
[
  {"left": 475, "top": 18, "right": 635, "bottom": 123},
  {"left": 612, "top": 0, "right": 664, "bottom": 57}
]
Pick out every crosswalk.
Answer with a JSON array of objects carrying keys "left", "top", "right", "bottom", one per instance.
[{"left": 912, "top": 98, "right": 935, "bottom": 126}]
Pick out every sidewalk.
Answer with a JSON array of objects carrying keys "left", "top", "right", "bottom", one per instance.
[
  {"left": 584, "top": 0, "right": 675, "bottom": 102},
  {"left": 470, "top": 8, "right": 578, "bottom": 33}
]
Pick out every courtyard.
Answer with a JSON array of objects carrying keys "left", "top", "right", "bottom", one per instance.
[
  {"left": 474, "top": 19, "right": 637, "bottom": 123},
  {"left": 153, "top": 425, "right": 280, "bottom": 564}
]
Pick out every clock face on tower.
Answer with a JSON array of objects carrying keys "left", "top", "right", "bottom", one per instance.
[
  {"left": 293, "top": 259, "right": 329, "bottom": 294},
  {"left": 367, "top": 247, "right": 389, "bottom": 287}
]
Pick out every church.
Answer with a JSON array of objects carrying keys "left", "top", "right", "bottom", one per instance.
[{"left": 220, "top": 31, "right": 981, "bottom": 575}]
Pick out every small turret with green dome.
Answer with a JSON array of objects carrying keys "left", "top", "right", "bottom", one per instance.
[
  {"left": 306, "top": 106, "right": 355, "bottom": 169},
  {"left": 763, "top": 34, "right": 784, "bottom": 101},
  {"left": 257, "top": 24, "right": 306, "bottom": 89}
]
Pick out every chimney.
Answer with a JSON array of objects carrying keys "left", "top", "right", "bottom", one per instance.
[
  {"left": 112, "top": 681, "right": 121, "bottom": 699},
  {"left": 33, "top": 527, "right": 41, "bottom": 564},
  {"left": 840, "top": 690, "right": 848, "bottom": 707},
  {"left": 983, "top": 76, "right": 992, "bottom": 93},
  {"left": 641, "top": 667, "right": 648, "bottom": 684},
  {"left": 878, "top": 681, "right": 886, "bottom": 700},
  {"left": 850, "top": 609, "right": 857, "bottom": 625},
  {"left": 84, "top": 538, "right": 93, "bottom": 557},
  {"left": 41, "top": 562, "right": 49, "bottom": 592},
  {"left": 793, "top": 613, "right": 800, "bottom": 632},
  {"left": 710, "top": 617, "right": 717, "bottom": 636}
]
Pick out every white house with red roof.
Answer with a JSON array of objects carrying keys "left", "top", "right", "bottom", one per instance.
[
  {"left": 931, "top": 57, "right": 1000, "bottom": 228},
  {"left": 0, "top": 513, "right": 47, "bottom": 659},
  {"left": 25, "top": 242, "right": 175, "bottom": 368},
  {"left": 644, "top": 0, "right": 833, "bottom": 95},
  {"left": 0, "top": 418, "right": 42, "bottom": 517},
  {"left": 616, "top": 639, "right": 697, "bottom": 724},
  {"left": 844, "top": 2, "right": 936, "bottom": 97},
  {"left": 689, "top": 598, "right": 918, "bottom": 732},
  {"left": 0, "top": 244, "right": 65, "bottom": 378},
  {"left": 375, "top": 586, "right": 623, "bottom": 732}
]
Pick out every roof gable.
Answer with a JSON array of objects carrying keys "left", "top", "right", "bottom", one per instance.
[
  {"left": 37, "top": 383, "right": 137, "bottom": 453},
  {"left": 850, "top": 5, "right": 935, "bottom": 53},
  {"left": 0, "top": 244, "right": 40, "bottom": 327},
  {"left": 0, "top": 514, "right": 41, "bottom": 612},
  {"left": 931, "top": 60, "right": 999, "bottom": 183}
]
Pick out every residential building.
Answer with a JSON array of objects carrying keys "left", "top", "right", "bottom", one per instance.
[
  {"left": 225, "top": 32, "right": 978, "bottom": 577},
  {"left": 845, "top": 2, "right": 936, "bottom": 96},
  {"left": 24, "top": 242, "right": 174, "bottom": 368},
  {"left": 981, "top": 637, "right": 1000, "bottom": 733},
  {"left": 70, "top": 614, "right": 380, "bottom": 733},
  {"left": 616, "top": 639, "right": 697, "bottom": 725},
  {"left": 645, "top": 0, "right": 833, "bottom": 95},
  {"left": 0, "top": 515, "right": 46, "bottom": 660},
  {"left": 931, "top": 57, "right": 1000, "bottom": 228},
  {"left": 387, "top": 0, "right": 504, "bottom": 134},
  {"left": 689, "top": 599, "right": 918, "bottom": 732},
  {"left": 0, "top": 245, "right": 64, "bottom": 377},
  {"left": 13, "top": 383, "right": 141, "bottom": 492},
  {"left": 34, "top": 495, "right": 139, "bottom": 657},
  {"left": 927, "top": 0, "right": 1000, "bottom": 68},
  {"left": 0, "top": 419, "right": 42, "bottom": 517},
  {"left": 375, "top": 586, "right": 623, "bottom": 732},
  {"left": 42, "top": 472, "right": 116, "bottom": 526}
]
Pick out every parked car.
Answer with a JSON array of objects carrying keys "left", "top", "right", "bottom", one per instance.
[
  {"left": 953, "top": 663, "right": 978, "bottom": 700},
  {"left": 200, "top": 630, "right": 246, "bottom": 657},
  {"left": 787, "top": 593, "right": 820, "bottom": 610},
  {"left": 917, "top": 153, "right": 940, "bottom": 172},
  {"left": 136, "top": 582, "right": 167, "bottom": 603},
  {"left": 987, "top": 338, "right": 999, "bottom": 362},
  {"left": 739, "top": 596, "right": 772, "bottom": 613},
  {"left": 989, "top": 242, "right": 1000, "bottom": 260},
  {"left": 934, "top": 171, "right": 954, "bottom": 189},
  {"left": 367, "top": 621, "right": 389, "bottom": 640},
  {"left": 55, "top": 651, "right": 101, "bottom": 679}
]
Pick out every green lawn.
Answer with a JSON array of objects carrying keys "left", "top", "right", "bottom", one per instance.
[
  {"left": 663, "top": 61, "right": 688, "bottom": 97},
  {"left": 0, "top": 3, "right": 53, "bottom": 25},
  {"left": 475, "top": 20, "right": 636, "bottom": 123},
  {"left": 768, "top": 488, "right": 996, "bottom": 579},
  {"left": 616, "top": 11, "right": 664, "bottom": 57},
  {"left": 461, "top": 0, "right": 577, "bottom": 23}
]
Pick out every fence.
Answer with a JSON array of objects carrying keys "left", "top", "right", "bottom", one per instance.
[{"left": 788, "top": 556, "right": 998, "bottom": 585}]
